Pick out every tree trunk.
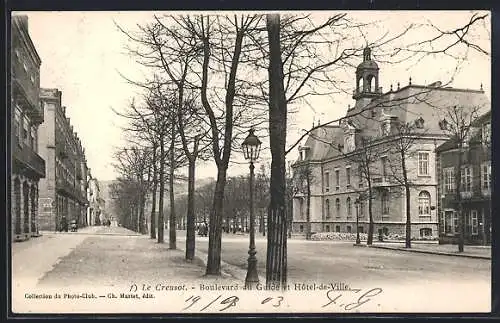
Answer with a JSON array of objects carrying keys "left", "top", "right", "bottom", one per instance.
[
  {"left": 402, "top": 153, "right": 412, "bottom": 248},
  {"left": 137, "top": 197, "right": 141, "bottom": 232},
  {"left": 266, "top": 13, "right": 288, "bottom": 290},
  {"left": 150, "top": 144, "right": 158, "bottom": 239},
  {"left": 405, "top": 185, "right": 411, "bottom": 248},
  {"left": 206, "top": 168, "right": 227, "bottom": 275},
  {"left": 140, "top": 191, "right": 147, "bottom": 234},
  {"left": 305, "top": 173, "right": 311, "bottom": 240},
  {"left": 169, "top": 120, "right": 177, "bottom": 250},
  {"left": 158, "top": 134, "right": 165, "bottom": 244},
  {"left": 456, "top": 148, "right": 464, "bottom": 252},
  {"left": 367, "top": 183, "right": 374, "bottom": 245},
  {"left": 185, "top": 159, "right": 196, "bottom": 261}
]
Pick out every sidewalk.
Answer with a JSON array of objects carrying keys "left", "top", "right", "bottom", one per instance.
[
  {"left": 12, "top": 228, "right": 95, "bottom": 291},
  {"left": 368, "top": 242, "right": 491, "bottom": 259},
  {"left": 34, "top": 229, "right": 241, "bottom": 290}
]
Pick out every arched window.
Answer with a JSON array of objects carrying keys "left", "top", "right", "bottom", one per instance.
[
  {"left": 335, "top": 198, "right": 341, "bottom": 217},
  {"left": 346, "top": 197, "right": 352, "bottom": 217},
  {"left": 367, "top": 75, "right": 375, "bottom": 92},
  {"left": 418, "top": 191, "right": 431, "bottom": 215},
  {"left": 357, "top": 77, "right": 363, "bottom": 92},
  {"left": 381, "top": 190, "right": 390, "bottom": 215},
  {"left": 325, "top": 199, "right": 330, "bottom": 219}
]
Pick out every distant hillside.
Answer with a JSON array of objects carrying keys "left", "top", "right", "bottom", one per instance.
[
  {"left": 98, "top": 177, "right": 214, "bottom": 219},
  {"left": 98, "top": 180, "right": 116, "bottom": 217}
]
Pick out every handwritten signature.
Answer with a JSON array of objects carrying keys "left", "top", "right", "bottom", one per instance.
[{"left": 322, "top": 287, "right": 383, "bottom": 311}]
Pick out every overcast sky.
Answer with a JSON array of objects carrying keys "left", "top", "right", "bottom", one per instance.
[{"left": 16, "top": 11, "right": 491, "bottom": 181}]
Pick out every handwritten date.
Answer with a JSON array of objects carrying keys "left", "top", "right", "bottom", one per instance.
[{"left": 183, "top": 295, "right": 286, "bottom": 312}]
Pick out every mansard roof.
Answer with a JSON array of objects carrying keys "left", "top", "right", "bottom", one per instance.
[
  {"left": 344, "top": 83, "right": 490, "bottom": 137},
  {"left": 297, "top": 84, "right": 490, "bottom": 163},
  {"left": 299, "top": 125, "right": 344, "bottom": 161}
]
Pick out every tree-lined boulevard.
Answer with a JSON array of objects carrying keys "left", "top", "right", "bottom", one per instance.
[
  {"left": 107, "top": 12, "right": 490, "bottom": 291},
  {"left": 10, "top": 10, "right": 492, "bottom": 315}
]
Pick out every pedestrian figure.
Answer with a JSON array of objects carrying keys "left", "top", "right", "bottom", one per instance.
[{"left": 61, "top": 216, "right": 68, "bottom": 232}]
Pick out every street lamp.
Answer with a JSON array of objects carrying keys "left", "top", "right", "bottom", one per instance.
[
  {"left": 354, "top": 197, "right": 361, "bottom": 245},
  {"left": 241, "top": 127, "right": 262, "bottom": 289}
]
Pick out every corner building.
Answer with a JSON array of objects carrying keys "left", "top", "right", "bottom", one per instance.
[
  {"left": 291, "top": 48, "right": 490, "bottom": 239},
  {"left": 38, "top": 88, "right": 89, "bottom": 231},
  {"left": 11, "top": 15, "right": 45, "bottom": 241},
  {"left": 436, "top": 111, "right": 491, "bottom": 245}
]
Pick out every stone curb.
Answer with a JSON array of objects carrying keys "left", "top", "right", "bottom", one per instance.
[{"left": 369, "top": 245, "right": 491, "bottom": 260}]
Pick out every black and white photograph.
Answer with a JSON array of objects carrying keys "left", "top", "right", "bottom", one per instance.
[{"left": 9, "top": 10, "right": 491, "bottom": 314}]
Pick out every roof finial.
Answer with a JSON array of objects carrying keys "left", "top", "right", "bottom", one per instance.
[
  {"left": 390, "top": 84, "right": 393, "bottom": 92},
  {"left": 363, "top": 47, "right": 371, "bottom": 61},
  {"left": 409, "top": 77, "right": 412, "bottom": 85},
  {"left": 480, "top": 83, "right": 483, "bottom": 91},
  {"left": 397, "top": 82, "right": 400, "bottom": 90}
]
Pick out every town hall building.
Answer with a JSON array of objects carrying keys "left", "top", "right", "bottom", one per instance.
[{"left": 291, "top": 48, "right": 490, "bottom": 240}]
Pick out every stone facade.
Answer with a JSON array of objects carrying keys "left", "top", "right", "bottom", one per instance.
[
  {"left": 11, "top": 15, "right": 44, "bottom": 241},
  {"left": 291, "top": 48, "right": 490, "bottom": 240},
  {"left": 38, "top": 88, "right": 89, "bottom": 232}
]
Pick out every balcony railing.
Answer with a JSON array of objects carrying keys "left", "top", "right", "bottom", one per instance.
[
  {"left": 12, "top": 73, "right": 43, "bottom": 124},
  {"left": 372, "top": 176, "right": 391, "bottom": 187},
  {"left": 56, "top": 178, "right": 88, "bottom": 204},
  {"left": 13, "top": 143, "right": 45, "bottom": 178},
  {"left": 460, "top": 191, "right": 473, "bottom": 199}
]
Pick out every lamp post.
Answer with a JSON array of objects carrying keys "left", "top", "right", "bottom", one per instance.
[
  {"left": 242, "top": 127, "right": 262, "bottom": 289},
  {"left": 355, "top": 197, "right": 361, "bottom": 245}
]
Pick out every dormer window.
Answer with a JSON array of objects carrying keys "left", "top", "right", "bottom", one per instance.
[
  {"left": 344, "top": 133, "right": 356, "bottom": 153},
  {"left": 415, "top": 117, "right": 425, "bottom": 129},
  {"left": 439, "top": 119, "right": 448, "bottom": 130},
  {"left": 381, "top": 121, "right": 391, "bottom": 136},
  {"left": 299, "top": 146, "right": 310, "bottom": 160}
]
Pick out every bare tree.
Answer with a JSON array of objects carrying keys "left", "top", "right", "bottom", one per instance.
[
  {"left": 385, "top": 120, "right": 428, "bottom": 248},
  {"left": 112, "top": 146, "right": 152, "bottom": 233},
  {"left": 168, "top": 14, "right": 264, "bottom": 275}
]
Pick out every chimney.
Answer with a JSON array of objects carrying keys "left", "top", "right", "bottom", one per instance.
[{"left": 428, "top": 81, "right": 442, "bottom": 88}]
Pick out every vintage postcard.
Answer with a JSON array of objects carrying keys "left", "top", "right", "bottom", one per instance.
[{"left": 9, "top": 10, "right": 491, "bottom": 315}]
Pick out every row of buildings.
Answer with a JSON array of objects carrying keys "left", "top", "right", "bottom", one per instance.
[
  {"left": 11, "top": 15, "right": 106, "bottom": 241},
  {"left": 291, "top": 47, "right": 491, "bottom": 245}
]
